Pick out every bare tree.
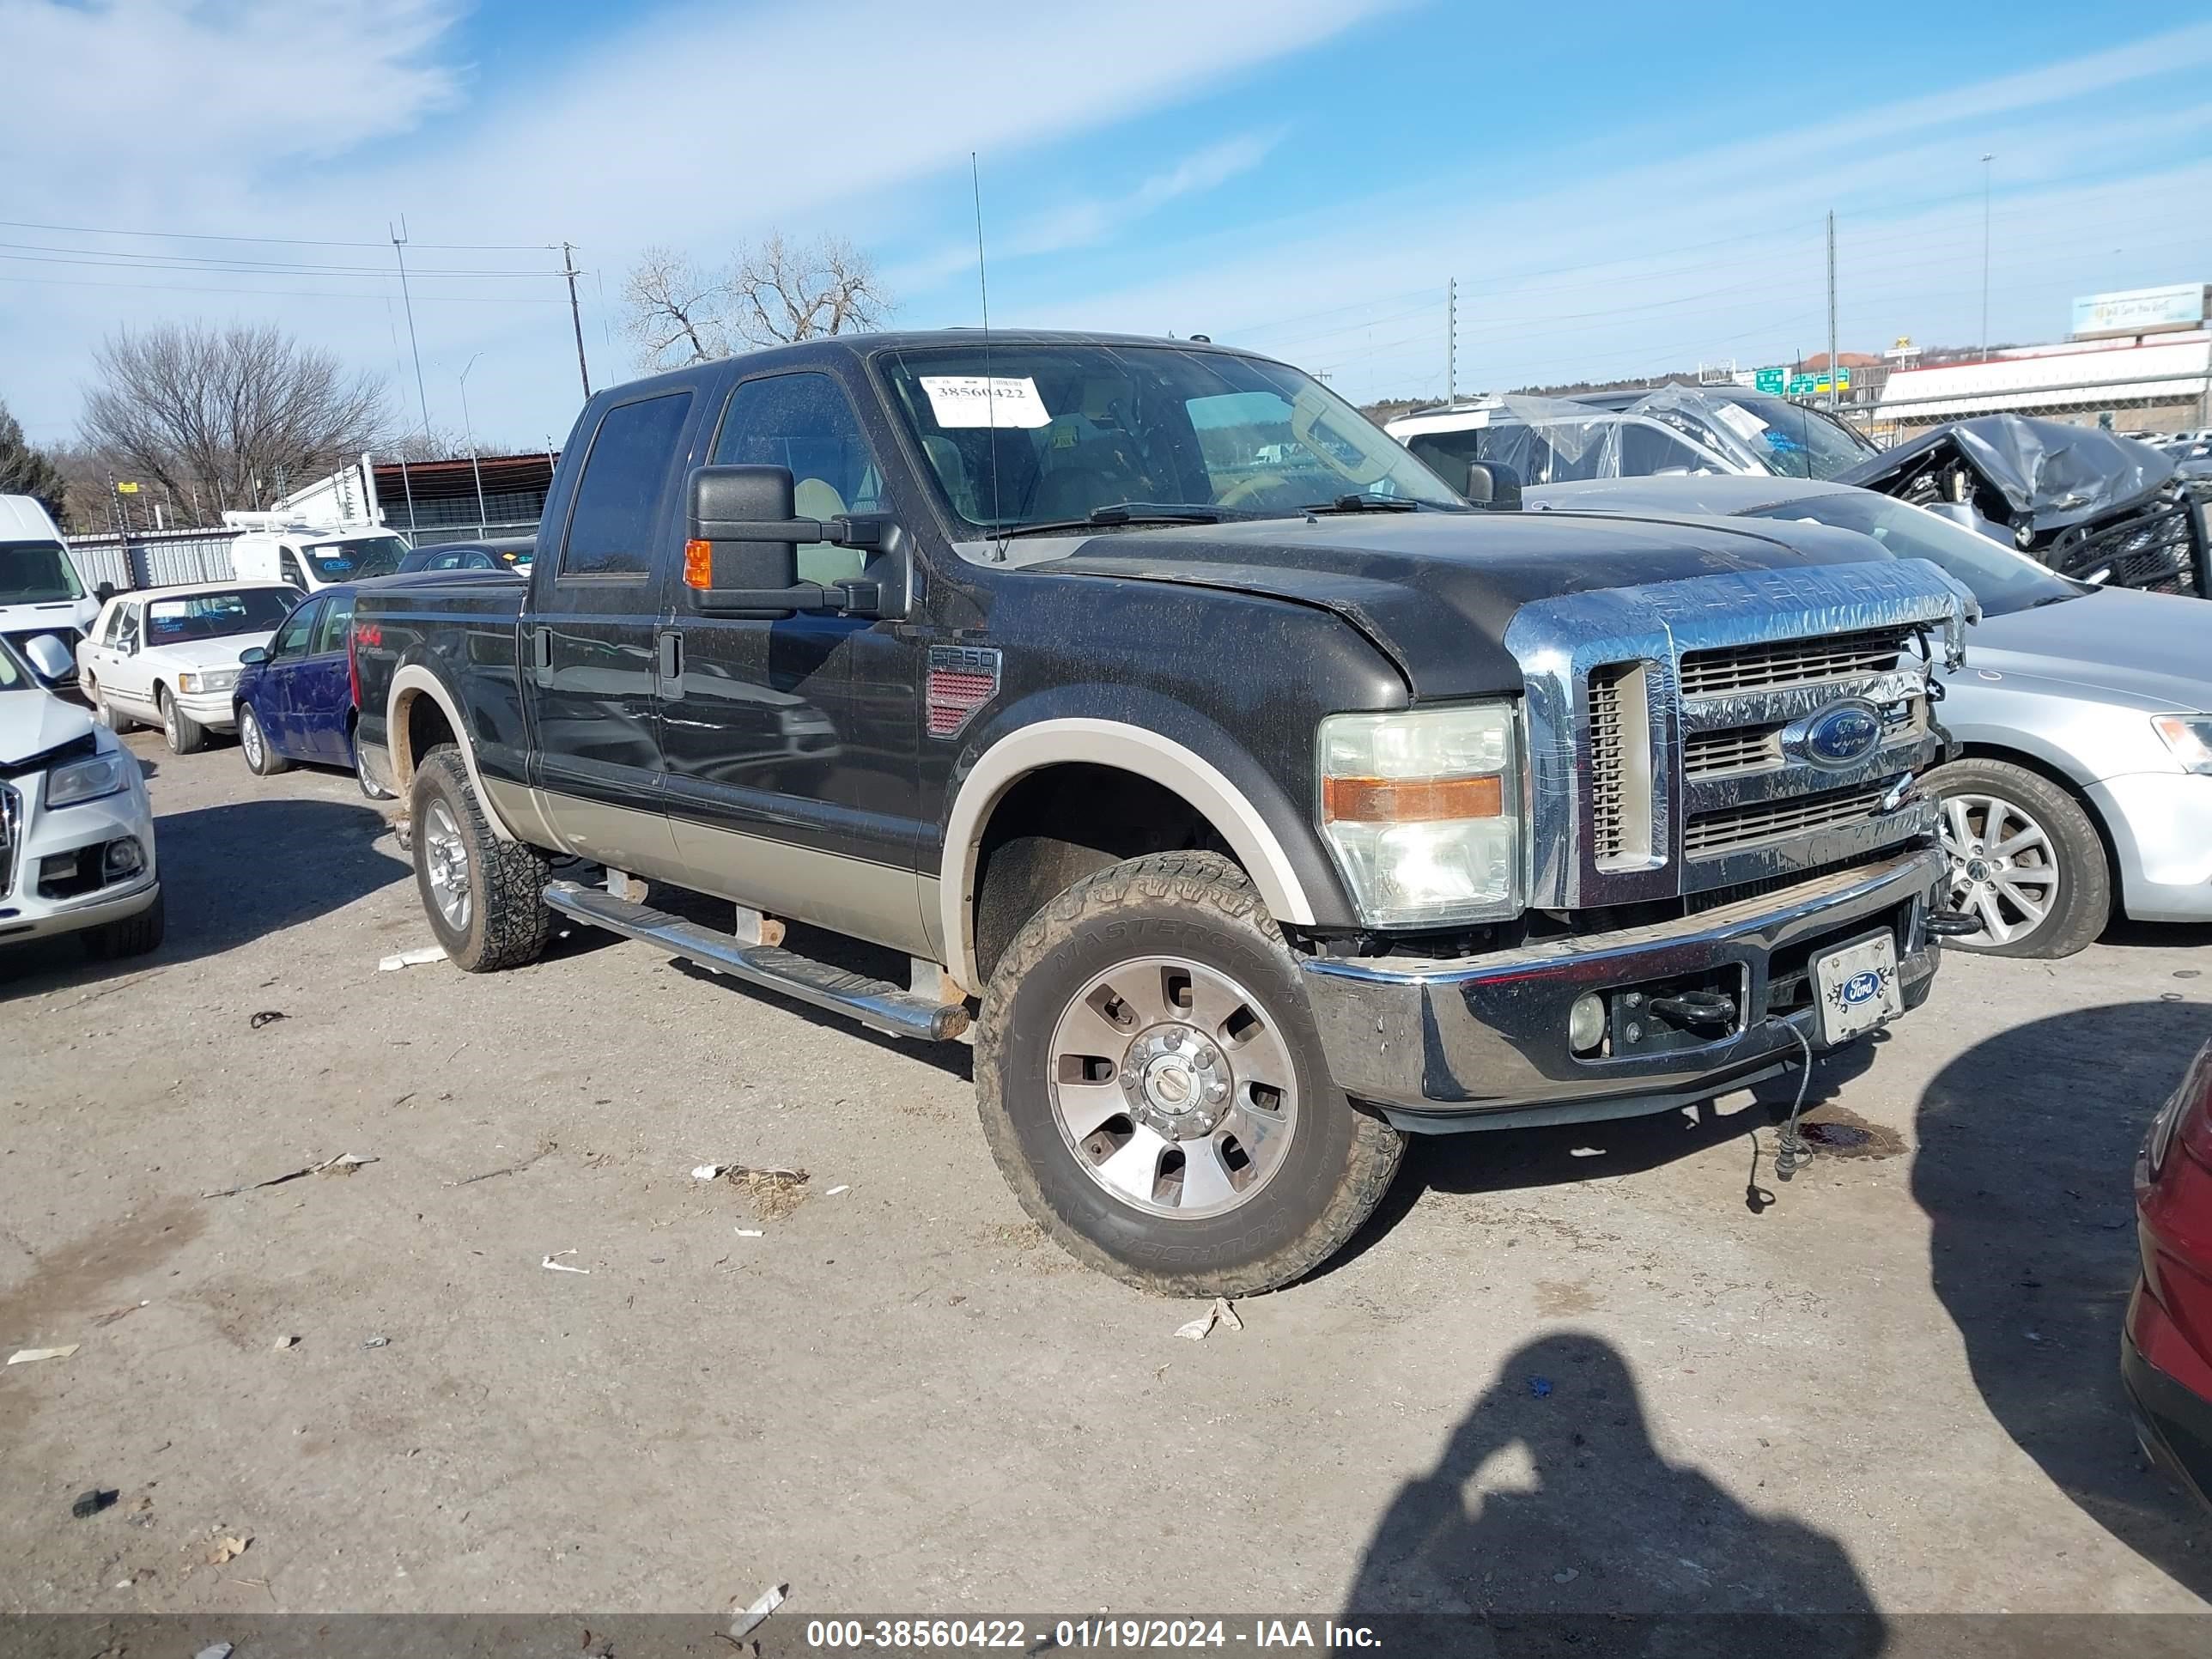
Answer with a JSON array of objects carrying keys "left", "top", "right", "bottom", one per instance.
[
  {"left": 79, "top": 322, "right": 390, "bottom": 513},
  {"left": 0, "top": 400, "right": 67, "bottom": 520},
  {"left": 620, "top": 232, "right": 892, "bottom": 373}
]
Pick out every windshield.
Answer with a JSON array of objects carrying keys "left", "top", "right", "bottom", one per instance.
[
  {"left": 878, "top": 343, "right": 1467, "bottom": 533},
  {"left": 146, "top": 587, "right": 299, "bottom": 642},
  {"left": 0, "top": 540, "right": 86, "bottom": 605},
  {"left": 1692, "top": 392, "right": 1874, "bottom": 481},
  {"left": 301, "top": 534, "right": 407, "bottom": 580},
  {"left": 1742, "top": 492, "right": 2080, "bottom": 617}
]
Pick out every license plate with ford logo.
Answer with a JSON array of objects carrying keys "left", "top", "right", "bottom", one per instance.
[{"left": 1813, "top": 933, "right": 1903, "bottom": 1046}]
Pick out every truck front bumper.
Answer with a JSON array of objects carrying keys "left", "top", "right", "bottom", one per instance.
[{"left": 1302, "top": 846, "right": 1944, "bottom": 1132}]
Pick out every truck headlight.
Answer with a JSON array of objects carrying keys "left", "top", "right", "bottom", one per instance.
[
  {"left": 2151, "top": 714, "right": 2212, "bottom": 775},
  {"left": 46, "top": 751, "right": 130, "bottom": 808},
  {"left": 1318, "top": 703, "right": 1522, "bottom": 927}
]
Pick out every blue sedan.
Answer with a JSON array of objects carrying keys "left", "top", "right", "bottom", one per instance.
[{"left": 230, "top": 580, "right": 394, "bottom": 796}]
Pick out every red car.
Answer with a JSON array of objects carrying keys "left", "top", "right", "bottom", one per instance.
[{"left": 2128, "top": 1039, "right": 2212, "bottom": 1513}]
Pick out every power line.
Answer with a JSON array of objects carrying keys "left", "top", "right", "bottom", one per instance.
[
  {"left": 0, "top": 271, "right": 569, "bottom": 302},
  {"left": 0, "top": 244, "right": 562, "bottom": 278},
  {"left": 0, "top": 215, "right": 553, "bottom": 252}
]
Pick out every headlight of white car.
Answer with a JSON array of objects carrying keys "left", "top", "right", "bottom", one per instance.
[
  {"left": 2151, "top": 714, "right": 2212, "bottom": 775},
  {"left": 175, "top": 668, "right": 238, "bottom": 695},
  {"left": 46, "top": 751, "right": 131, "bottom": 808},
  {"left": 1318, "top": 703, "right": 1523, "bottom": 927}
]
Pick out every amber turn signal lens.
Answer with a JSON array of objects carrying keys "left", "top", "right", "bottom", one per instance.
[
  {"left": 683, "top": 539, "right": 714, "bottom": 589},
  {"left": 1322, "top": 773, "right": 1504, "bottom": 823}
]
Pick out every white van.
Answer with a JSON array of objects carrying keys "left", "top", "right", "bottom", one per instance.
[
  {"left": 228, "top": 525, "right": 411, "bottom": 593},
  {"left": 0, "top": 494, "right": 106, "bottom": 690}
]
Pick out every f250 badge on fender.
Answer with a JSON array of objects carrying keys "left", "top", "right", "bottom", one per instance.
[
  {"left": 1785, "top": 697, "right": 1886, "bottom": 771},
  {"left": 926, "top": 644, "right": 1001, "bottom": 738}
]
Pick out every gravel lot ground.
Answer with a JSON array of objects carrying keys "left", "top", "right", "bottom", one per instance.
[{"left": 3, "top": 731, "right": 2210, "bottom": 1626}]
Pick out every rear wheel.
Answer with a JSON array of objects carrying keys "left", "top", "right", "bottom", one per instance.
[
  {"left": 1926, "top": 757, "right": 2110, "bottom": 958},
  {"left": 975, "top": 851, "right": 1404, "bottom": 1296},
  {"left": 158, "top": 687, "right": 207, "bottom": 755},
  {"left": 238, "top": 704, "right": 288, "bottom": 775},
  {"left": 407, "top": 747, "right": 552, "bottom": 972},
  {"left": 88, "top": 681, "right": 132, "bottom": 732}
]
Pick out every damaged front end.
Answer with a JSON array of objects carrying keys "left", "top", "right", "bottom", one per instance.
[{"left": 1837, "top": 413, "right": 2209, "bottom": 599}]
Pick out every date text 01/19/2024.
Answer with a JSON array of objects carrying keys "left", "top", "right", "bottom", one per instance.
[{"left": 802, "top": 1620, "right": 1383, "bottom": 1650}]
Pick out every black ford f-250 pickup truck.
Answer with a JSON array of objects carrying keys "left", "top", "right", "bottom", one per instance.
[{"left": 353, "top": 331, "right": 1973, "bottom": 1295}]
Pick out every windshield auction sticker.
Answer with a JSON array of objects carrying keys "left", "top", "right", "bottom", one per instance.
[{"left": 920, "top": 374, "right": 1052, "bottom": 429}]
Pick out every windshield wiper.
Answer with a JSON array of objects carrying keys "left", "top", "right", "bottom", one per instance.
[
  {"left": 998, "top": 502, "right": 1232, "bottom": 538},
  {"left": 1297, "top": 493, "right": 1421, "bottom": 514}
]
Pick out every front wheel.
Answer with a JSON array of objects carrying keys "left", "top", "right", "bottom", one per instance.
[
  {"left": 83, "top": 889, "right": 165, "bottom": 960},
  {"left": 159, "top": 688, "right": 207, "bottom": 755},
  {"left": 975, "top": 851, "right": 1405, "bottom": 1297},
  {"left": 238, "top": 704, "right": 289, "bottom": 775},
  {"left": 1926, "top": 757, "right": 2111, "bottom": 959},
  {"left": 407, "top": 747, "right": 552, "bottom": 972}
]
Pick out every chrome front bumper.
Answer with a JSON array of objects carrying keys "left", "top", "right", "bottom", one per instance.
[{"left": 1302, "top": 846, "right": 1945, "bottom": 1131}]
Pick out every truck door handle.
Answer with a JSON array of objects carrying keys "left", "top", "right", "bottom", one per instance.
[
  {"left": 658, "top": 629, "right": 683, "bottom": 691},
  {"left": 532, "top": 625, "right": 553, "bottom": 685}
]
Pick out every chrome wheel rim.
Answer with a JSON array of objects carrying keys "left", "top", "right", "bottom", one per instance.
[
  {"left": 1940, "top": 791, "right": 2058, "bottom": 947},
  {"left": 421, "top": 798, "right": 471, "bottom": 932},
  {"left": 162, "top": 698, "right": 179, "bottom": 749},
  {"left": 1048, "top": 955, "right": 1299, "bottom": 1220},
  {"left": 240, "top": 712, "right": 264, "bottom": 770}
]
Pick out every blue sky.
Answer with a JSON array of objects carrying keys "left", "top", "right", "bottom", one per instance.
[{"left": 3, "top": 0, "right": 2208, "bottom": 452}]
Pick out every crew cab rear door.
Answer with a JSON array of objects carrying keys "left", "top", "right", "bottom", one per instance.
[{"left": 521, "top": 384, "right": 702, "bottom": 884}]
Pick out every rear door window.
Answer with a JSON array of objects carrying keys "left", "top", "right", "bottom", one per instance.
[{"left": 559, "top": 391, "right": 696, "bottom": 578}]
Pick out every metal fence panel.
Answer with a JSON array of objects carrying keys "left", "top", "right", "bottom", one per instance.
[{"left": 67, "top": 531, "right": 242, "bottom": 592}]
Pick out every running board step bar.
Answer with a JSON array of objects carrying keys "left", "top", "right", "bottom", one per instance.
[{"left": 542, "top": 880, "right": 970, "bottom": 1042}]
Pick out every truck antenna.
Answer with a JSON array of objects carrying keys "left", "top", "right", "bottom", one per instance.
[{"left": 972, "top": 151, "right": 1006, "bottom": 560}]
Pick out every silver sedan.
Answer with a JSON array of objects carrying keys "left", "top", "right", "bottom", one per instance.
[{"left": 1528, "top": 474, "right": 2212, "bottom": 958}]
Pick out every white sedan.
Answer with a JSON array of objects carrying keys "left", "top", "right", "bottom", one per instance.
[{"left": 76, "top": 583, "right": 300, "bottom": 754}]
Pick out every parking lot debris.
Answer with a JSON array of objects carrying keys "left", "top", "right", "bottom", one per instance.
[
  {"left": 1174, "top": 1297, "right": 1243, "bottom": 1340},
  {"left": 729, "top": 1583, "right": 787, "bottom": 1640},
  {"left": 378, "top": 945, "right": 447, "bottom": 971},
  {"left": 690, "top": 1163, "right": 726, "bottom": 1181},
  {"left": 825, "top": 1184, "right": 850, "bottom": 1196},
  {"left": 92, "top": 1301, "right": 149, "bottom": 1327},
  {"left": 206, "top": 1534, "right": 251, "bottom": 1566},
  {"left": 6, "top": 1345, "right": 80, "bottom": 1364},
  {"left": 248, "top": 1010, "right": 289, "bottom": 1030},
  {"left": 541, "top": 1251, "right": 591, "bottom": 1274},
  {"left": 733, "top": 1228, "right": 765, "bottom": 1238},
  {"left": 274, "top": 1334, "right": 298, "bottom": 1351},
  {"left": 203, "top": 1151, "right": 375, "bottom": 1199},
  {"left": 196, "top": 1644, "right": 234, "bottom": 1659},
  {"left": 362, "top": 1335, "right": 390, "bottom": 1349},
  {"left": 1529, "top": 1376, "right": 1554, "bottom": 1399},
  {"left": 71, "top": 1488, "right": 118, "bottom": 1519}
]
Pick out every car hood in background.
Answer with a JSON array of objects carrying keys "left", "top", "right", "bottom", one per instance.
[
  {"left": 0, "top": 684, "right": 96, "bottom": 769},
  {"left": 1960, "top": 586, "right": 2212, "bottom": 712},
  {"left": 1837, "top": 415, "right": 2176, "bottom": 538},
  {"left": 142, "top": 632, "right": 278, "bottom": 674}
]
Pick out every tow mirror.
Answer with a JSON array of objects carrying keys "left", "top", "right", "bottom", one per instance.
[
  {"left": 684, "top": 465, "right": 890, "bottom": 619},
  {"left": 23, "top": 634, "right": 73, "bottom": 683},
  {"left": 1463, "top": 460, "right": 1523, "bottom": 510}
]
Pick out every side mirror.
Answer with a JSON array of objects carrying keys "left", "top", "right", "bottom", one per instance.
[
  {"left": 1463, "top": 460, "right": 1523, "bottom": 510},
  {"left": 684, "top": 464, "right": 877, "bottom": 618},
  {"left": 94, "top": 581, "right": 118, "bottom": 604},
  {"left": 23, "top": 634, "right": 73, "bottom": 683},
  {"left": 239, "top": 646, "right": 269, "bottom": 666}
]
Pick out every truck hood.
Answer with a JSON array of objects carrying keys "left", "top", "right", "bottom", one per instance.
[
  {"left": 1959, "top": 586, "right": 2212, "bottom": 713},
  {"left": 0, "top": 684, "right": 95, "bottom": 769},
  {"left": 1047, "top": 508, "right": 1890, "bottom": 698}
]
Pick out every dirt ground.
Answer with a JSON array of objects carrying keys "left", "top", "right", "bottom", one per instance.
[{"left": 3, "top": 730, "right": 2210, "bottom": 1625}]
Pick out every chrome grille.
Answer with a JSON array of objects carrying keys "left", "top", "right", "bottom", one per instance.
[
  {"left": 1684, "top": 725, "right": 1780, "bottom": 776},
  {"left": 1588, "top": 665, "right": 1629, "bottom": 862},
  {"left": 1678, "top": 628, "right": 1907, "bottom": 696},
  {"left": 0, "top": 782, "right": 19, "bottom": 900},
  {"left": 1684, "top": 782, "right": 1891, "bottom": 857}
]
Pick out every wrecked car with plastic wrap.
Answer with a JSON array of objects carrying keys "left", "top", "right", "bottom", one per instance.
[{"left": 349, "top": 331, "right": 1975, "bottom": 1295}]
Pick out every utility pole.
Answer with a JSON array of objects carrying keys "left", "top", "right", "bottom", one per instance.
[
  {"left": 1446, "top": 278, "right": 1458, "bottom": 405},
  {"left": 1826, "top": 211, "right": 1838, "bottom": 412},
  {"left": 390, "top": 219, "right": 434, "bottom": 448},
  {"left": 562, "top": 242, "right": 592, "bottom": 400},
  {"left": 1979, "top": 154, "right": 1996, "bottom": 362}
]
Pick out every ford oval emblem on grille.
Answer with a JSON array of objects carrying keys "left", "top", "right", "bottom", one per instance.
[
  {"left": 1842, "top": 970, "right": 1881, "bottom": 1006},
  {"left": 1785, "top": 698, "right": 1885, "bottom": 771}
]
